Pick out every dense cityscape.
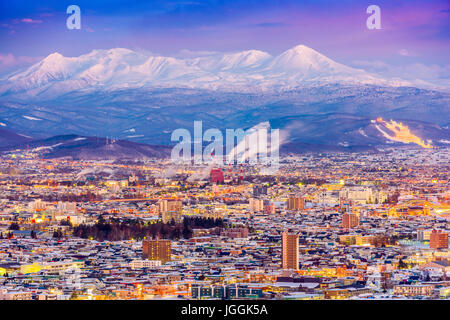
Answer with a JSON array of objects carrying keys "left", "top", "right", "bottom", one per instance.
[
  {"left": 0, "top": 2, "right": 448, "bottom": 317},
  {"left": 0, "top": 146, "right": 448, "bottom": 300}
]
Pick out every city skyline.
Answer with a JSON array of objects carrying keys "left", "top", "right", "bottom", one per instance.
[
  {"left": 0, "top": 147, "right": 448, "bottom": 302},
  {"left": 0, "top": 0, "right": 449, "bottom": 306}
]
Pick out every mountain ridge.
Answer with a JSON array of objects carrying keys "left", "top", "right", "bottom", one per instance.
[
  {"left": 0, "top": 45, "right": 448, "bottom": 150},
  {"left": 1, "top": 117, "right": 448, "bottom": 159},
  {"left": 0, "top": 44, "right": 421, "bottom": 99},
  {"left": 0, "top": 133, "right": 172, "bottom": 160}
]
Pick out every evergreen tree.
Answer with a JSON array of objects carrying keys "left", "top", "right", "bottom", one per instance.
[
  {"left": 9, "top": 223, "right": 20, "bottom": 231},
  {"left": 398, "top": 259, "right": 407, "bottom": 269}
]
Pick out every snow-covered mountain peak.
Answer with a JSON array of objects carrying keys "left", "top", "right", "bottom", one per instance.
[
  {"left": 8, "top": 52, "right": 77, "bottom": 87},
  {"left": 42, "top": 52, "right": 65, "bottom": 62},
  {"left": 218, "top": 50, "right": 272, "bottom": 69},
  {"left": 269, "top": 44, "right": 345, "bottom": 73},
  {"left": 285, "top": 44, "right": 322, "bottom": 55}
]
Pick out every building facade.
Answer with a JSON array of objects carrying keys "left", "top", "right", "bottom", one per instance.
[
  {"left": 282, "top": 231, "right": 299, "bottom": 270},
  {"left": 142, "top": 240, "right": 172, "bottom": 264}
]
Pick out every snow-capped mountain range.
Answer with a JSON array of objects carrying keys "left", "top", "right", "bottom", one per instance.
[
  {"left": 0, "top": 44, "right": 448, "bottom": 152},
  {"left": 0, "top": 45, "right": 415, "bottom": 98}
]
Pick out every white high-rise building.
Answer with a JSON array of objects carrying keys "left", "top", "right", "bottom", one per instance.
[
  {"left": 249, "top": 198, "right": 264, "bottom": 212},
  {"left": 57, "top": 202, "right": 77, "bottom": 214}
]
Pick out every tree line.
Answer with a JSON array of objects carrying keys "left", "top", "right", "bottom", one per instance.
[{"left": 72, "top": 216, "right": 225, "bottom": 241}]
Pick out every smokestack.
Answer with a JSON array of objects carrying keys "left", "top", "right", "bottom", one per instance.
[{"left": 240, "top": 163, "right": 243, "bottom": 183}]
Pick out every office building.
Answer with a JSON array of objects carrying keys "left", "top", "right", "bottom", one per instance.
[
  {"left": 249, "top": 198, "right": 264, "bottom": 212},
  {"left": 210, "top": 169, "right": 224, "bottom": 184},
  {"left": 282, "top": 231, "right": 299, "bottom": 270},
  {"left": 159, "top": 200, "right": 183, "bottom": 223},
  {"left": 253, "top": 185, "right": 268, "bottom": 197},
  {"left": 430, "top": 230, "right": 448, "bottom": 249},
  {"left": 142, "top": 240, "right": 172, "bottom": 264},
  {"left": 287, "top": 197, "right": 305, "bottom": 211},
  {"left": 342, "top": 213, "right": 359, "bottom": 228}
]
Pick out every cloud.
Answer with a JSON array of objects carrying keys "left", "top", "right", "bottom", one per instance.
[
  {"left": 0, "top": 54, "right": 16, "bottom": 65},
  {"left": 21, "top": 18, "right": 43, "bottom": 24},
  {"left": 398, "top": 49, "right": 417, "bottom": 57},
  {"left": 2, "top": 18, "right": 44, "bottom": 34},
  {"left": 1, "top": 23, "right": 15, "bottom": 33},
  {"left": 0, "top": 53, "right": 41, "bottom": 74},
  {"left": 248, "top": 22, "right": 287, "bottom": 28},
  {"left": 351, "top": 60, "right": 450, "bottom": 91}
]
